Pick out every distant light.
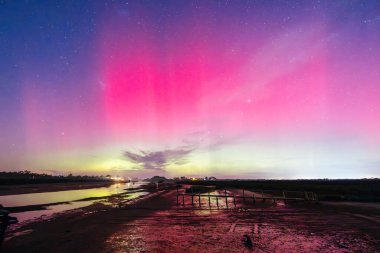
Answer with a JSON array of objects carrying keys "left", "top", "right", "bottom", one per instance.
[{"left": 110, "top": 176, "right": 124, "bottom": 182}]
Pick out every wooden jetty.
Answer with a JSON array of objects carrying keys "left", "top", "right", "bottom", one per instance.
[{"left": 176, "top": 187, "right": 317, "bottom": 209}]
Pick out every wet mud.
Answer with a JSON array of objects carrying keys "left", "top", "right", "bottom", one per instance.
[{"left": 3, "top": 189, "right": 380, "bottom": 253}]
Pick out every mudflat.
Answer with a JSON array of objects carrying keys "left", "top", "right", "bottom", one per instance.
[{"left": 3, "top": 189, "right": 380, "bottom": 253}]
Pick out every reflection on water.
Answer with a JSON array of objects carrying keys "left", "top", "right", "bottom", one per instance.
[
  {"left": 0, "top": 182, "right": 148, "bottom": 223},
  {"left": 12, "top": 200, "right": 96, "bottom": 222},
  {"left": 1, "top": 182, "right": 141, "bottom": 207}
]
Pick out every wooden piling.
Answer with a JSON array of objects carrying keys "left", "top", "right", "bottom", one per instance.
[
  {"left": 175, "top": 190, "right": 315, "bottom": 209},
  {"left": 191, "top": 188, "right": 194, "bottom": 205},
  {"left": 225, "top": 189, "right": 228, "bottom": 209},
  {"left": 208, "top": 191, "right": 211, "bottom": 208}
]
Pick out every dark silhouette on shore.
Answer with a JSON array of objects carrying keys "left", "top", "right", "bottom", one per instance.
[{"left": 0, "top": 205, "right": 18, "bottom": 251}]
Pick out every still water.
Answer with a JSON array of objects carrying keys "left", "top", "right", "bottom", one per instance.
[{"left": 0, "top": 182, "right": 148, "bottom": 222}]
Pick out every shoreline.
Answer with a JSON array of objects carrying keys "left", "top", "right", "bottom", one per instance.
[
  {"left": 3, "top": 188, "right": 176, "bottom": 253},
  {"left": 5, "top": 188, "right": 149, "bottom": 213},
  {"left": 0, "top": 181, "right": 118, "bottom": 196}
]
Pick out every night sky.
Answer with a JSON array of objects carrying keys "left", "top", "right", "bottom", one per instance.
[{"left": 1, "top": 0, "right": 380, "bottom": 178}]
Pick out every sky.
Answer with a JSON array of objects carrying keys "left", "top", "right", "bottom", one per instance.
[{"left": 0, "top": 0, "right": 380, "bottom": 179}]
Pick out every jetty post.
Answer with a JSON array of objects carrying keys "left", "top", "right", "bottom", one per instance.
[
  {"left": 191, "top": 188, "right": 194, "bottom": 205},
  {"left": 225, "top": 189, "right": 228, "bottom": 209}
]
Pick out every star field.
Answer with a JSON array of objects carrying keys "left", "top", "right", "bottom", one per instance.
[{"left": 0, "top": 0, "right": 380, "bottom": 178}]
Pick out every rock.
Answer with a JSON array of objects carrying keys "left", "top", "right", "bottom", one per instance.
[{"left": 243, "top": 234, "right": 253, "bottom": 249}]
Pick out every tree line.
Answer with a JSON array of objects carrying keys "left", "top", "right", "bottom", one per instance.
[{"left": 0, "top": 171, "right": 112, "bottom": 185}]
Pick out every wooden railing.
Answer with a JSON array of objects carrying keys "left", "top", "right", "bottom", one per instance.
[{"left": 176, "top": 188, "right": 317, "bottom": 209}]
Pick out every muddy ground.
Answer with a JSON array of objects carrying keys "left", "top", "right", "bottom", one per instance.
[{"left": 3, "top": 188, "right": 380, "bottom": 253}]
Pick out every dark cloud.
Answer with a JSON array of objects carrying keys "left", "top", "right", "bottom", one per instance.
[
  {"left": 122, "top": 131, "right": 235, "bottom": 173},
  {"left": 123, "top": 147, "right": 193, "bottom": 171}
]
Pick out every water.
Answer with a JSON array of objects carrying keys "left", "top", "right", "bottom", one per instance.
[{"left": 0, "top": 182, "right": 148, "bottom": 222}]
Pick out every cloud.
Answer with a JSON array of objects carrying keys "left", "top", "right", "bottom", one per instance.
[
  {"left": 122, "top": 131, "right": 236, "bottom": 173},
  {"left": 183, "top": 129, "right": 240, "bottom": 151},
  {"left": 43, "top": 169, "right": 64, "bottom": 175},
  {"left": 123, "top": 147, "right": 194, "bottom": 171}
]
